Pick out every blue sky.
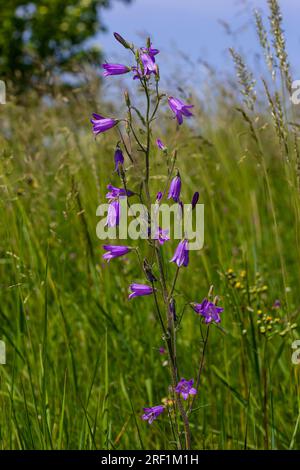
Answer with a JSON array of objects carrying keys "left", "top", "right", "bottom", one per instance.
[{"left": 95, "top": 0, "right": 300, "bottom": 81}]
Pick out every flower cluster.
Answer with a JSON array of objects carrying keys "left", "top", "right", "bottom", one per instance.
[{"left": 90, "top": 33, "right": 223, "bottom": 447}]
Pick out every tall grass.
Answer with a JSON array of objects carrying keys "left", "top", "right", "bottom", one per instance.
[{"left": 0, "top": 0, "right": 299, "bottom": 449}]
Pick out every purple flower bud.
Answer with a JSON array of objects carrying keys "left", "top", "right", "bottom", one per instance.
[
  {"left": 192, "top": 298, "right": 224, "bottom": 324},
  {"left": 113, "top": 32, "right": 131, "bottom": 49},
  {"left": 90, "top": 113, "right": 118, "bottom": 135},
  {"left": 168, "top": 174, "right": 181, "bottom": 202},
  {"left": 156, "top": 191, "right": 163, "bottom": 202},
  {"left": 114, "top": 147, "right": 124, "bottom": 173},
  {"left": 142, "top": 405, "right": 164, "bottom": 424},
  {"left": 102, "top": 63, "right": 131, "bottom": 77},
  {"left": 168, "top": 96, "right": 194, "bottom": 125},
  {"left": 102, "top": 245, "right": 130, "bottom": 262},
  {"left": 156, "top": 139, "right": 167, "bottom": 151},
  {"left": 129, "top": 283, "right": 154, "bottom": 299},
  {"left": 175, "top": 378, "right": 197, "bottom": 401},
  {"left": 159, "top": 347, "right": 166, "bottom": 355},
  {"left": 170, "top": 239, "right": 189, "bottom": 267},
  {"left": 191, "top": 191, "right": 199, "bottom": 209}
]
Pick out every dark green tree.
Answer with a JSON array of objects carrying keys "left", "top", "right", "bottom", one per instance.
[{"left": 0, "top": 0, "right": 131, "bottom": 90}]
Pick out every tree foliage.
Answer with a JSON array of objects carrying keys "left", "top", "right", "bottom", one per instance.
[{"left": 0, "top": 0, "right": 131, "bottom": 89}]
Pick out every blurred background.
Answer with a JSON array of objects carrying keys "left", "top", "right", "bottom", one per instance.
[{"left": 1, "top": 0, "right": 300, "bottom": 95}]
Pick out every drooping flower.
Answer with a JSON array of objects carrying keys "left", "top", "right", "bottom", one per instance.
[
  {"left": 114, "top": 147, "right": 124, "bottom": 173},
  {"left": 106, "top": 199, "right": 120, "bottom": 227},
  {"left": 168, "top": 174, "right": 181, "bottom": 202},
  {"left": 159, "top": 347, "right": 166, "bottom": 355},
  {"left": 192, "top": 298, "right": 224, "bottom": 324},
  {"left": 90, "top": 113, "right": 118, "bottom": 135},
  {"left": 155, "top": 227, "right": 169, "bottom": 245},
  {"left": 102, "top": 63, "right": 131, "bottom": 77},
  {"left": 102, "top": 245, "right": 130, "bottom": 262},
  {"left": 129, "top": 283, "right": 154, "bottom": 299},
  {"left": 142, "top": 405, "right": 164, "bottom": 424},
  {"left": 175, "top": 378, "right": 197, "bottom": 400},
  {"left": 156, "top": 139, "right": 167, "bottom": 151},
  {"left": 170, "top": 239, "right": 189, "bottom": 267},
  {"left": 106, "top": 184, "right": 133, "bottom": 201},
  {"left": 168, "top": 97, "right": 194, "bottom": 125},
  {"left": 191, "top": 191, "right": 199, "bottom": 209}
]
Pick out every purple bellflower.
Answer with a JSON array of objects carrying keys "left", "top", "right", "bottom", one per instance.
[
  {"left": 141, "top": 45, "right": 159, "bottom": 61},
  {"left": 168, "top": 97, "right": 194, "bottom": 125},
  {"left": 192, "top": 298, "right": 224, "bottom": 324},
  {"left": 114, "top": 147, "right": 124, "bottom": 173},
  {"left": 140, "top": 53, "right": 157, "bottom": 77},
  {"left": 102, "top": 245, "right": 130, "bottom": 262},
  {"left": 142, "top": 405, "right": 164, "bottom": 424},
  {"left": 106, "top": 184, "right": 133, "bottom": 201},
  {"left": 168, "top": 173, "right": 181, "bottom": 202},
  {"left": 106, "top": 199, "right": 120, "bottom": 227},
  {"left": 155, "top": 227, "right": 169, "bottom": 245},
  {"left": 170, "top": 239, "right": 189, "bottom": 267},
  {"left": 90, "top": 113, "right": 118, "bottom": 135},
  {"left": 129, "top": 283, "right": 154, "bottom": 299},
  {"left": 156, "top": 138, "right": 167, "bottom": 151},
  {"left": 175, "top": 379, "right": 197, "bottom": 400},
  {"left": 102, "top": 63, "right": 130, "bottom": 77}
]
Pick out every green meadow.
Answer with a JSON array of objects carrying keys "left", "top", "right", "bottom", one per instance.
[{"left": 0, "top": 0, "right": 300, "bottom": 450}]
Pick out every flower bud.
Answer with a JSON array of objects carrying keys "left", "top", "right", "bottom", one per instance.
[
  {"left": 113, "top": 32, "right": 131, "bottom": 49},
  {"left": 124, "top": 90, "right": 131, "bottom": 107}
]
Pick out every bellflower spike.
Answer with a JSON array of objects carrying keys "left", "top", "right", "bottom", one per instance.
[
  {"left": 106, "top": 199, "right": 120, "bottom": 227},
  {"left": 170, "top": 239, "right": 189, "bottom": 267},
  {"left": 168, "top": 174, "right": 181, "bottom": 202},
  {"left": 156, "top": 139, "right": 167, "bottom": 151},
  {"left": 102, "top": 63, "right": 130, "bottom": 77},
  {"left": 142, "top": 405, "right": 164, "bottom": 424},
  {"left": 114, "top": 147, "right": 124, "bottom": 173},
  {"left": 168, "top": 97, "right": 194, "bottom": 125},
  {"left": 192, "top": 298, "right": 224, "bottom": 324},
  {"left": 175, "top": 379, "right": 197, "bottom": 400},
  {"left": 102, "top": 245, "right": 130, "bottom": 262},
  {"left": 129, "top": 283, "right": 154, "bottom": 299},
  {"left": 90, "top": 113, "right": 118, "bottom": 135}
]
